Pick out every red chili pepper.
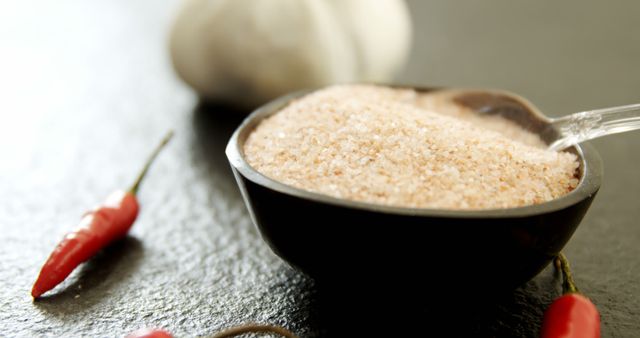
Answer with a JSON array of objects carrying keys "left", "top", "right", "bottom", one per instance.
[
  {"left": 540, "top": 253, "right": 601, "bottom": 338},
  {"left": 31, "top": 131, "right": 174, "bottom": 299},
  {"left": 125, "top": 328, "right": 173, "bottom": 338}
]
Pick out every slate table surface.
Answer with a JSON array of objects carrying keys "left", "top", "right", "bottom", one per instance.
[{"left": 1, "top": 1, "right": 638, "bottom": 337}]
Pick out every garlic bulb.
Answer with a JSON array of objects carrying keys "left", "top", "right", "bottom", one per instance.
[{"left": 170, "top": 0, "right": 412, "bottom": 108}]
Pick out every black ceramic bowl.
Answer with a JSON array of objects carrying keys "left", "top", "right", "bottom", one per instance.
[{"left": 225, "top": 87, "right": 602, "bottom": 291}]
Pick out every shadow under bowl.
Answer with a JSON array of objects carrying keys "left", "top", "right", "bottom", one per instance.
[{"left": 225, "top": 86, "right": 602, "bottom": 291}]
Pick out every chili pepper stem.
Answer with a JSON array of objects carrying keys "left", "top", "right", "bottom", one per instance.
[
  {"left": 556, "top": 252, "right": 579, "bottom": 294},
  {"left": 129, "top": 131, "right": 174, "bottom": 195}
]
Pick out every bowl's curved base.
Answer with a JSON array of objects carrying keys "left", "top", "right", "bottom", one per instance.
[{"left": 235, "top": 172, "right": 597, "bottom": 293}]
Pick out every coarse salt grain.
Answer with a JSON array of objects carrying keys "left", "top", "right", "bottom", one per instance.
[{"left": 244, "top": 85, "right": 580, "bottom": 210}]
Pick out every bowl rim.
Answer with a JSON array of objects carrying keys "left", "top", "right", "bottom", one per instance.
[{"left": 225, "top": 85, "right": 603, "bottom": 219}]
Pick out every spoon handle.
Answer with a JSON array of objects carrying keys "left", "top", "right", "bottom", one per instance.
[{"left": 548, "top": 103, "right": 640, "bottom": 151}]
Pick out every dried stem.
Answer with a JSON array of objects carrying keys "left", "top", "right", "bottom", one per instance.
[{"left": 209, "top": 323, "right": 299, "bottom": 338}]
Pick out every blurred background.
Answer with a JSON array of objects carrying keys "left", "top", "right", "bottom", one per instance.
[{"left": 0, "top": 0, "right": 638, "bottom": 336}]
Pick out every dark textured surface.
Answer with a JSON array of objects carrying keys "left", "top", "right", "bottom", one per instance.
[{"left": 0, "top": 1, "right": 638, "bottom": 337}]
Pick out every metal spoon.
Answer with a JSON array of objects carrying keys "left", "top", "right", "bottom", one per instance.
[{"left": 548, "top": 103, "right": 640, "bottom": 151}]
